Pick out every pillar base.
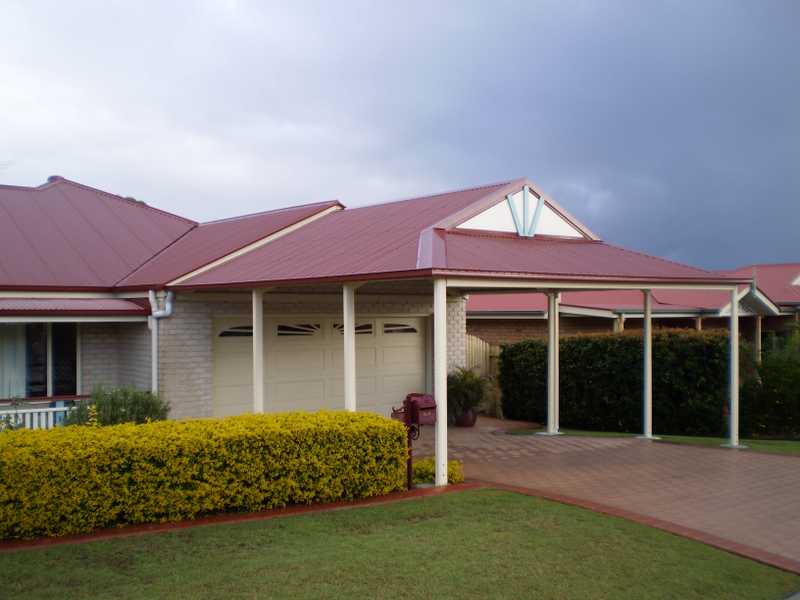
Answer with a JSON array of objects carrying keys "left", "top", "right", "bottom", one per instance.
[
  {"left": 721, "top": 443, "right": 749, "bottom": 449},
  {"left": 536, "top": 430, "right": 563, "bottom": 436},
  {"left": 636, "top": 435, "right": 661, "bottom": 440}
]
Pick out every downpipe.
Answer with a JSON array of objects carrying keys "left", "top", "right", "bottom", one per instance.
[{"left": 148, "top": 290, "right": 174, "bottom": 395}]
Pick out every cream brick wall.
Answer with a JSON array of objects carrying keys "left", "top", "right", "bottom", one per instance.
[
  {"left": 159, "top": 291, "right": 468, "bottom": 419},
  {"left": 80, "top": 322, "right": 152, "bottom": 394}
]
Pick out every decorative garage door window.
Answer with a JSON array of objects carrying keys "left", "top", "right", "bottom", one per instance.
[
  {"left": 332, "top": 322, "right": 374, "bottom": 335},
  {"left": 276, "top": 323, "right": 322, "bottom": 336},
  {"left": 218, "top": 325, "right": 253, "bottom": 338},
  {"left": 382, "top": 322, "right": 418, "bottom": 334}
]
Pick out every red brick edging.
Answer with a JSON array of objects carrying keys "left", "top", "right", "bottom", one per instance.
[
  {"left": 0, "top": 482, "right": 482, "bottom": 552},
  {"left": 480, "top": 481, "right": 800, "bottom": 576}
]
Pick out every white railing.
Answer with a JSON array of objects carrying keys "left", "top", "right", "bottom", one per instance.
[{"left": 0, "top": 405, "right": 76, "bottom": 431}]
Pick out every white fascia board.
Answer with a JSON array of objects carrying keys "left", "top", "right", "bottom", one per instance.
[
  {"left": 0, "top": 316, "right": 149, "bottom": 323},
  {"left": 168, "top": 205, "right": 342, "bottom": 286},
  {"left": 718, "top": 286, "right": 780, "bottom": 317},
  {"left": 559, "top": 305, "right": 617, "bottom": 319},
  {"left": 793, "top": 274, "right": 800, "bottom": 286},
  {"left": 444, "top": 276, "right": 743, "bottom": 292}
]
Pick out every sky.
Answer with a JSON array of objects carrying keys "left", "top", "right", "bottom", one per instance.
[{"left": 1, "top": 0, "right": 798, "bottom": 269}]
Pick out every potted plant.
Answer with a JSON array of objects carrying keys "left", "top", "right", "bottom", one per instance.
[{"left": 447, "top": 367, "right": 487, "bottom": 427}]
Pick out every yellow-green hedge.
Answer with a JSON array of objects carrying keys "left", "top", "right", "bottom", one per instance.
[
  {"left": 412, "top": 457, "right": 464, "bottom": 485},
  {"left": 0, "top": 411, "right": 407, "bottom": 539}
]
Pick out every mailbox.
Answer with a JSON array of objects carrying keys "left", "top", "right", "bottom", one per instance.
[{"left": 391, "top": 393, "right": 437, "bottom": 490}]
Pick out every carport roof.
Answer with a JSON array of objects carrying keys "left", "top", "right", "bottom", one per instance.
[{"left": 174, "top": 178, "right": 745, "bottom": 289}]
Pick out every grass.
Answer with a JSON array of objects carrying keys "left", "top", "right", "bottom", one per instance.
[
  {"left": 508, "top": 427, "right": 800, "bottom": 455},
  {"left": 1, "top": 490, "right": 798, "bottom": 600}
]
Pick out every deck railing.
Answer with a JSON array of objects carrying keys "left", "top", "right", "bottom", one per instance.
[{"left": 0, "top": 396, "right": 88, "bottom": 431}]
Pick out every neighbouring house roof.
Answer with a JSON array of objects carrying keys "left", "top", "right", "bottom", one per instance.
[
  {"left": 0, "top": 298, "right": 149, "bottom": 316},
  {"left": 722, "top": 264, "right": 800, "bottom": 308},
  {"left": 174, "top": 179, "right": 742, "bottom": 289},
  {"left": 0, "top": 177, "right": 195, "bottom": 290},
  {"left": 116, "top": 200, "right": 342, "bottom": 289}
]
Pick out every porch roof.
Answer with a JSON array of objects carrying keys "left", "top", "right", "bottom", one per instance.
[{"left": 0, "top": 298, "right": 149, "bottom": 317}]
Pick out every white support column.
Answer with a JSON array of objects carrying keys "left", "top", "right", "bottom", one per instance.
[
  {"left": 343, "top": 283, "right": 357, "bottom": 412},
  {"left": 639, "top": 290, "right": 656, "bottom": 439},
  {"left": 538, "top": 292, "right": 561, "bottom": 435},
  {"left": 252, "top": 289, "right": 265, "bottom": 414},
  {"left": 46, "top": 323, "right": 53, "bottom": 397},
  {"left": 724, "top": 287, "right": 744, "bottom": 448},
  {"left": 754, "top": 315, "right": 763, "bottom": 364},
  {"left": 695, "top": 316, "right": 703, "bottom": 331},
  {"left": 433, "top": 278, "right": 448, "bottom": 487},
  {"left": 613, "top": 315, "right": 625, "bottom": 333},
  {"left": 554, "top": 293, "right": 561, "bottom": 432}
]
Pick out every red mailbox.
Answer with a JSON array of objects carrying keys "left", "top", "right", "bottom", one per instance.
[{"left": 391, "top": 393, "right": 437, "bottom": 489}]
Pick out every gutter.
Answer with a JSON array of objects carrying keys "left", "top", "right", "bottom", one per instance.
[{"left": 148, "top": 290, "right": 174, "bottom": 395}]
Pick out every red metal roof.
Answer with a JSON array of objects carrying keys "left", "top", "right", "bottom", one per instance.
[
  {"left": 0, "top": 178, "right": 195, "bottom": 290},
  {"left": 724, "top": 264, "right": 800, "bottom": 307},
  {"left": 175, "top": 182, "right": 514, "bottom": 287},
  {"left": 116, "top": 200, "right": 342, "bottom": 288},
  {"left": 0, "top": 298, "right": 149, "bottom": 316}
]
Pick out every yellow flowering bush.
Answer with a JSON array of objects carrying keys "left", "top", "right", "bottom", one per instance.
[
  {"left": 411, "top": 457, "right": 464, "bottom": 485},
  {"left": 0, "top": 411, "right": 407, "bottom": 539}
]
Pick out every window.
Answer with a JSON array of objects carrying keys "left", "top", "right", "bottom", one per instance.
[
  {"left": 219, "top": 325, "right": 253, "bottom": 338},
  {"left": 332, "top": 322, "right": 374, "bottom": 335},
  {"left": 277, "top": 323, "right": 321, "bottom": 336},
  {"left": 382, "top": 322, "right": 418, "bottom": 334},
  {"left": 0, "top": 323, "right": 77, "bottom": 400}
]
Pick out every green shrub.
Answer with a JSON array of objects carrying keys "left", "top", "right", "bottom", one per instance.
[
  {"left": 0, "top": 411, "right": 407, "bottom": 539},
  {"left": 742, "top": 327, "right": 800, "bottom": 439},
  {"left": 447, "top": 368, "right": 487, "bottom": 424},
  {"left": 499, "top": 330, "right": 731, "bottom": 436},
  {"left": 411, "top": 457, "right": 464, "bottom": 485},
  {"left": 65, "top": 386, "right": 170, "bottom": 426}
]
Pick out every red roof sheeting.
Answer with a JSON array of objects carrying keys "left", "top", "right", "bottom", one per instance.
[
  {"left": 0, "top": 298, "right": 149, "bottom": 316},
  {"left": 175, "top": 182, "right": 514, "bottom": 287},
  {"left": 117, "top": 200, "right": 342, "bottom": 288},
  {"left": 725, "top": 264, "right": 800, "bottom": 306},
  {"left": 0, "top": 178, "right": 195, "bottom": 290}
]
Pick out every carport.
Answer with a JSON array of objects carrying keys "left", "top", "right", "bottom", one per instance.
[{"left": 172, "top": 178, "right": 751, "bottom": 486}]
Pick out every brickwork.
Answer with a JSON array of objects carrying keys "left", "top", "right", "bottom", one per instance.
[
  {"left": 80, "top": 322, "right": 152, "bottom": 394},
  {"left": 467, "top": 316, "right": 613, "bottom": 345},
  {"left": 160, "top": 292, "right": 468, "bottom": 419}
]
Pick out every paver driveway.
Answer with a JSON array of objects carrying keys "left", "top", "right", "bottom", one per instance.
[{"left": 417, "top": 419, "right": 800, "bottom": 572}]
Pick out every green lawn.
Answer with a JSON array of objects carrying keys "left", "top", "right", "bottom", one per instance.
[
  {"left": 509, "top": 427, "right": 800, "bottom": 455},
  {"left": 2, "top": 490, "right": 798, "bottom": 600}
]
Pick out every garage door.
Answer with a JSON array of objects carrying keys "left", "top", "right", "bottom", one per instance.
[{"left": 212, "top": 315, "right": 428, "bottom": 417}]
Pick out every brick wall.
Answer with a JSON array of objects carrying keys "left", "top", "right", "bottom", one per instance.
[
  {"left": 159, "top": 292, "right": 468, "bottom": 419},
  {"left": 467, "top": 316, "right": 614, "bottom": 345},
  {"left": 80, "top": 322, "right": 151, "bottom": 394}
]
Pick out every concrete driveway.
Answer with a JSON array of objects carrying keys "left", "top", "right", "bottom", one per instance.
[{"left": 417, "top": 418, "right": 800, "bottom": 573}]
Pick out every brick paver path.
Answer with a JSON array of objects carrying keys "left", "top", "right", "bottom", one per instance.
[{"left": 416, "top": 419, "right": 800, "bottom": 569}]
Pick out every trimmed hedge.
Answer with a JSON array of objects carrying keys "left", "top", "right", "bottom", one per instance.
[
  {"left": 499, "top": 330, "right": 731, "bottom": 436},
  {"left": 412, "top": 458, "right": 464, "bottom": 485},
  {"left": 0, "top": 412, "right": 407, "bottom": 539}
]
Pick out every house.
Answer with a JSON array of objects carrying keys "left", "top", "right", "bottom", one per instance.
[{"left": 0, "top": 175, "right": 754, "bottom": 484}]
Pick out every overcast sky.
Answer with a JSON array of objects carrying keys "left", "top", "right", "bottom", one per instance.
[{"left": 1, "top": 1, "right": 797, "bottom": 269}]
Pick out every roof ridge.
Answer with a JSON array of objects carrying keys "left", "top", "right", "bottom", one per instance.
[
  {"left": 200, "top": 200, "right": 342, "bottom": 225},
  {"left": 112, "top": 223, "right": 199, "bottom": 286},
  {"left": 344, "top": 179, "right": 516, "bottom": 212},
  {"left": 46, "top": 178, "right": 198, "bottom": 226}
]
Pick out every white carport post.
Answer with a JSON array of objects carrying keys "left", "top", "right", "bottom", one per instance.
[
  {"left": 539, "top": 292, "right": 561, "bottom": 435},
  {"left": 754, "top": 315, "right": 763, "bottom": 364},
  {"left": 433, "top": 278, "right": 448, "bottom": 487},
  {"left": 724, "top": 287, "right": 744, "bottom": 448},
  {"left": 343, "top": 283, "right": 357, "bottom": 412},
  {"left": 252, "top": 289, "right": 265, "bottom": 414},
  {"left": 639, "top": 290, "right": 655, "bottom": 439}
]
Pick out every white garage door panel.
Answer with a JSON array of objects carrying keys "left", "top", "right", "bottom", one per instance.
[{"left": 212, "top": 316, "right": 427, "bottom": 417}]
